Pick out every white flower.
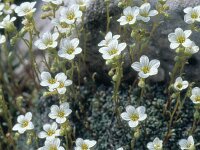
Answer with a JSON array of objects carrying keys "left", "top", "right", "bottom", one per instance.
[
  {"left": 75, "top": 0, "right": 90, "bottom": 7},
  {"left": 15, "top": 2, "right": 36, "bottom": 17},
  {"left": 40, "top": 71, "right": 59, "bottom": 89},
  {"left": 147, "top": 137, "right": 163, "bottom": 150},
  {"left": 60, "top": 5, "right": 82, "bottom": 24},
  {"left": 42, "top": 0, "right": 63, "bottom": 5},
  {"left": 58, "top": 38, "right": 82, "bottom": 60},
  {"left": 12, "top": 112, "right": 34, "bottom": 134},
  {"left": 137, "top": 3, "right": 158, "bottom": 22},
  {"left": 190, "top": 87, "right": 200, "bottom": 104},
  {"left": 0, "top": 34, "right": 6, "bottom": 44},
  {"left": 120, "top": 105, "right": 147, "bottom": 128},
  {"left": 174, "top": 77, "right": 189, "bottom": 91},
  {"left": 131, "top": 55, "right": 160, "bottom": 79},
  {"left": 98, "top": 32, "right": 120, "bottom": 47},
  {"left": 0, "top": 3, "right": 16, "bottom": 14},
  {"left": 34, "top": 32, "right": 59, "bottom": 50},
  {"left": 48, "top": 102, "right": 72, "bottom": 124},
  {"left": 0, "top": 15, "right": 16, "bottom": 29},
  {"left": 75, "top": 138, "right": 97, "bottom": 150},
  {"left": 49, "top": 73, "right": 72, "bottom": 94},
  {"left": 184, "top": 6, "right": 200, "bottom": 24},
  {"left": 117, "top": 6, "right": 139, "bottom": 25},
  {"left": 38, "top": 138, "right": 64, "bottom": 150},
  {"left": 52, "top": 18, "right": 71, "bottom": 34},
  {"left": 184, "top": 41, "right": 199, "bottom": 54},
  {"left": 117, "top": 148, "right": 124, "bottom": 150},
  {"left": 99, "top": 40, "right": 126, "bottom": 60},
  {"left": 179, "top": 136, "right": 195, "bottom": 150},
  {"left": 38, "top": 122, "right": 60, "bottom": 140},
  {"left": 168, "top": 28, "right": 192, "bottom": 49}
]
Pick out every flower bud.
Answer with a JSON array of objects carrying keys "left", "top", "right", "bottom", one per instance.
[
  {"left": 138, "top": 79, "right": 145, "bottom": 88},
  {"left": 112, "top": 74, "right": 118, "bottom": 81}
]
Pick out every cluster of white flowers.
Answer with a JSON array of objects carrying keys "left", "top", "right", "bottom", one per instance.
[
  {"left": 0, "top": 2, "right": 16, "bottom": 15},
  {"left": 40, "top": 72, "right": 72, "bottom": 94},
  {"left": 117, "top": 3, "right": 158, "bottom": 25},
  {"left": 98, "top": 32, "right": 127, "bottom": 60}
]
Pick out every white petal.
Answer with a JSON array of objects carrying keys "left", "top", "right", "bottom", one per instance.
[
  {"left": 170, "top": 42, "right": 179, "bottom": 49},
  {"left": 120, "top": 112, "right": 130, "bottom": 121},
  {"left": 128, "top": 120, "right": 139, "bottom": 128},
  {"left": 131, "top": 62, "right": 142, "bottom": 72},
  {"left": 148, "top": 10, "right": 158, "bottom": 16},
  {"left": 76, "top": 138, "right": 84, "bottom": 147}
]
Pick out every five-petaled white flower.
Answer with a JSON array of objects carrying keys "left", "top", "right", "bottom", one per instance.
[
  {"left": 120, "top": 105, "right": 147, "bottom": 128},
  {"left": 38, "top": 138, "right": 65, "bottom": 150},
  {"left": 40, "top": 71, "right": 59, "bottom": 89},
  {"left": 0, "top": 34, "right": 6, "bottom": 44},
  {"left": 168, "top": 28, "right": 192, "bottom": 49},
  {"left": 174, "top": 77, "right": 189, "bottom": 91},
  {"left": 1, "top": 3, "right": 16, "bottom": 15},
  {"left": 12, "top": 112, "right": 34, "bottom": 134},
  {"left": 38, "top": 122, "right": 60, "bottom": 140},
  {"left": 75, "top": 138, "right": 97, "bottom": 150},
  {"left": 184, "top": 6, "right": 200, "bottom": 24},
  {"left": 131, "top": 55, "right": 160, "bottom": 79},
  {"left": 98, "top": 32, "right": 120, "bottom": 47},
  {"left": 52, "top": 19, "right": 71, "bottom": 34},
  {"left": 99, "top": 40, "right": 126, "bottom": 60},
  {"left": 184, "top": 42, "right": 199, "bottom": 54},
  {"left": 0, "top": 15, "right": 16, "bottom": 29},
  {"left": 179, "top": 136, "right": 195, "bottom": 150},
  {"left": 117, "top": 6, "right": 139, "bottom": 25},
  {"left": 190, "top": 87, "right": 200, "bottom": 104},
  {"left": 42, "top": 0, "right": 63, "bottom": 5},
  {"left": 15, "top": 2, "right": 36, "bottom": 17},
  {"left": 49, "top": 73, "right": 72, "bottom": 94},
  {"left": 58, "top": 38, "right": 82, "bottom": 60},
  {"left": 147, "top": 137, "right": 163, "bottom": 150},
  {"left": 60, "top": 5, "right": 82, "bottom": 24},
  {"left": 48, "top": 102, "right": 72, "bottom": 124},
  {"left": 137, "top": 3, "right": 158, "bottom": 22},
  {"left": 34, "top": 32, "right": 59, "bottom": 50}
]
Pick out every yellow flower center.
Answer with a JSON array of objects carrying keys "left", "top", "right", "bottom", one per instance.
[
  {"left": 177, "top": 36, "right": 185, "bottom": 43},
  {"left": 176, "top": 83, "right": 183, "bottom": 89},
  {"left": 154, "top": 144, "right": 161, "bottom": 150},
  {"left": 47, "top": 130, "right": 55, "bottom": 136},
  {"left": 108, "top": 48, "right": 118, "bottom": 55},
  {"left": 67, "top": 12, "right": 75, "bottom": 20},
  {"left": 58, "top": 82, "right": 65, "bottom": 88},
  {"left": 48, "top": 78, "right": 56, "bottom": 84},
  {"left": 60, "top": 22, "right": 69, "bottom": 28},
  {"left": 66, "top": 47, "right": 75, "bottom": 54},
  {"left": 195, "top": 96, "right": 200, "bottom": 102},
  {"left": 57, "top": 111, "right": 65, "bottom": 118},
  {"left": 130, "top": 114, "right": 139, "bottom": 121},
  {"left": 142, "top": 66, "right": 150, "bottom": 74},
  {"left": 22, "top": 121, "right": 29, "bottom": 128},
  {"left": 140, "top": 11, "right": 149, "bottom": 17},
  {"left": 126, "top": 15, "right": 133, "bottom": 21},
  {"left": 81, "top": 144, "right": 88, "bottom": 150},
  {"left": 191, "top": 12, "right": 198, "bottom": 19},
  {"left": 49, "top": 146, "right": 57, "bottom": 150},
  {"left": 44, "top": 38, "right": 53, "bottom": 46}
]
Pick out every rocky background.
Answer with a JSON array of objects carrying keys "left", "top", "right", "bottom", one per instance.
[{"left": 14, "top": 0, "right": 200, "bottom": 85}]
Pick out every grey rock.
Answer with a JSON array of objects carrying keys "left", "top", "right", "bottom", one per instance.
[{"left": 84, "top": 0, "right": 200, "bottom": 83}]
